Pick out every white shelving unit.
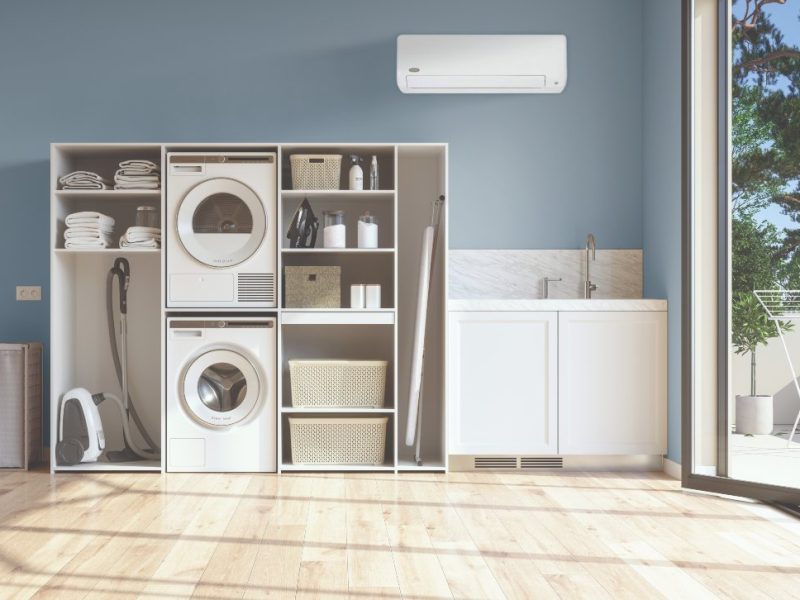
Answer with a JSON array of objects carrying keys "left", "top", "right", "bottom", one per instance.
[
  {"left": 50, "top": 142, "right": 447, "bottom": 474},
  {"left": 50, "top": 143, "right": 164, "bottom": 473}
]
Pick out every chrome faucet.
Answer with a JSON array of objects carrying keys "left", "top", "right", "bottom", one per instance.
[{"left": 584, "top": 233, "right": 597, "bottom": 299}]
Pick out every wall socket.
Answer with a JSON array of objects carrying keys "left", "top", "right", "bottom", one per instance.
[{"left": 16, "top": 286, "right": 42, "bottom": 301}]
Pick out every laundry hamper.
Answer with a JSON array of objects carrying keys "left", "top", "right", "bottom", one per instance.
[
  {"left": 289, "top": 417, "right": 388, "bottom": 465},
  {"left": 290, "top": 154, "right": 342, "bottom": 190},
  {"left": 289, "top": 360, "right": 387, "bottom": 408},
  {"left": 0, "top": 343, "right": 42, "bottom": 469}
]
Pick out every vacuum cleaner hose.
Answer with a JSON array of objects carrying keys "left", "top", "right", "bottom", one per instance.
[
  {"left": 102, "top": 393, "right": 154, "bottom": 460},
  {"left": 107, "top": 264, "right": 160, "bottom": 455}
]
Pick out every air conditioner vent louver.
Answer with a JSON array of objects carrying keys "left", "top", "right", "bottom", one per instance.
[
  {"left": 520, "top": 457, "right": 563, "bottom": 470},
  {"left": 474, "top": 457, "right": 518, "bottom": 470},
  {"left": 237, "top": 273, "right": 275, "bottom": 303}
]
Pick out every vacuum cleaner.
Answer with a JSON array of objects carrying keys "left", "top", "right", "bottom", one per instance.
[{"left": 56, "top": 258, "right": 160, "bottom": 465}]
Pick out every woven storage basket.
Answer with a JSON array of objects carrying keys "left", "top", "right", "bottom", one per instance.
[
  {"left": 289, "top": 360, "right": 387, "bottom": 408},
  {"left": 0, "top": 343, "right": 42, "bottom": 470},
  {"left": 289, "top": 417, "right": 388, "bottom": 465},
  {"left": 284, "top": 266, "right": 341, "bottom": 308},
  {"left": 290, "top": 154, "right": 342, "bottom": 190}
]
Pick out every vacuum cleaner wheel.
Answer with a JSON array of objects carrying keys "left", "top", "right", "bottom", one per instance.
[{"left": 56, "top": 438, "right": 85, "bottom": 466}]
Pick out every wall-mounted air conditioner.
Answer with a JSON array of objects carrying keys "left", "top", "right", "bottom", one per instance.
[{"left": 396, "top": 34, "right": 567, "bottom": 94}]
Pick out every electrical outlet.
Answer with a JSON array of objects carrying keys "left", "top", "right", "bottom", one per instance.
[{"left": 16, "top": 286, "right": 42, "bottom": 301}]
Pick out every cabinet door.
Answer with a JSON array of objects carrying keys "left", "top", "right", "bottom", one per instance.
[
  {"left": 558, "top": 311, "right": 667, "bottom": 455},
  {"left": 448, "top": 311, "right": 558, "bottom": 455}
]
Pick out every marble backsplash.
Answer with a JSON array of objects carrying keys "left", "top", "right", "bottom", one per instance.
[{"left": 449, "top": 249, "right": 643, "bottom": 300}]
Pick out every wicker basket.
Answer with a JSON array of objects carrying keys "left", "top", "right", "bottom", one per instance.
[
  {"left": 284, "top": 266, "right": 341, "bottom": 308},
  {"left": 290, "top": 154, "right": 342, "bottom": 190},
  {"left": 289, "top": 417, "right": 388, "bottom": 465},
  {"left": 289, "top": 360, "right": 387, "bottom": 408},
  {"left": 0, "top": 343, "right": 42, "bottom": 470}
]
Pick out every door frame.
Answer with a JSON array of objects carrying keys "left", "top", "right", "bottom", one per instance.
[{"left": 681, "top": 0, "right": 800, "bottom": 505}]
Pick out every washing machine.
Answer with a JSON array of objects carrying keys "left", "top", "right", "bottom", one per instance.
[
  {"left": 166, "top": 317, "right": 276, "bottom": 472},
  {"left": 166, "top": 152, "right": 277, "bottom": 308}
]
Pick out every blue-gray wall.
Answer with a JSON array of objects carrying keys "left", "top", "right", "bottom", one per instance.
[
  {"left": 643, "top": 0, "right": 683, "bottom": 463},
  {"left": 0, "top": 0, "right": 670, "bottom": 444}
]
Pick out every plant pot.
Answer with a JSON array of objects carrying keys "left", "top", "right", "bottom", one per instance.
[{"left": 735, "top": 395, "right": 774, "bottom": 435}]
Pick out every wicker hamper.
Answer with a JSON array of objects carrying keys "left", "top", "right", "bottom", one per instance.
[
  {"left": 289, "top": 417, "right": 388, "bottom": 465},
  {"left": 0, "top": 343, "right": 42, "bottom": 469},
  {"left": 289, "top": 359, "right": 387, "bottom": 408}
]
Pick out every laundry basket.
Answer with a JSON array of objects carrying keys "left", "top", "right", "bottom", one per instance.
[
  {"left": 290, "top": 154, "right": 343, "bottom": 190},
  {"left": 0, "top": 343, "right": 42, "bottom": 469},
  {"left": 288, "top": 417, "right": 388, "bottom": 465},
  {"left": 289, "top": 360, "right": 387, "bottom": 408}
]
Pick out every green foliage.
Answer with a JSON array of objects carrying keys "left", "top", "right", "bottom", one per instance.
[
  {"left": 732, "top": 214, "right": 781, "bottom": 293},
  {"left": 732, "top": 293, "right": 775, "bottom": 359}
]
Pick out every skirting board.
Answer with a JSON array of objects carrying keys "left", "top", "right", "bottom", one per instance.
[{"left": 663, "top": 458, "right": 681, "bottom": 480}]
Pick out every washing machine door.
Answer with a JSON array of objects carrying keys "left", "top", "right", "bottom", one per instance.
[
  {"left": 182, "top": 349, "right": 262, "bottom": 427},
  {"left": 176, "top": 178, "right": 267, "bottom": 267}
]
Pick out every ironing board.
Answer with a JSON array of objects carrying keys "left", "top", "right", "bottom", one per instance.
[
  {"left": 405, "top": 196, "right": 444, "bottom": 466},
  {"left": 754, "top": 289, "right": 800, "bottom": 447}
]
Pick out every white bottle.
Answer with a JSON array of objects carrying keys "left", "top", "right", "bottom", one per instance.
[
  {"left": 349, "top": 155, "right": 363, "bottom": 191},
  {"left": 369, "top": 155, "right": 379, "bottom": 190}
]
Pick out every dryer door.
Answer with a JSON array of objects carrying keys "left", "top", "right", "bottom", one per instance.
[
  {"left": 176, "top": 178, "right": 267, "bottom": 267},
  {"left": 182, "top": 349, "right": 262, "bottom": 427}
]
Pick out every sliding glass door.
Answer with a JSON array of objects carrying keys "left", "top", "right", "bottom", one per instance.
[{"left": 684, "top": 0, "right": 800, "bottom": 506}]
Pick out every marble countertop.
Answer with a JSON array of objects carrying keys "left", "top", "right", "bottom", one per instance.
[{"left": 448, "top": 298, "right": 668, "bottom": 311}]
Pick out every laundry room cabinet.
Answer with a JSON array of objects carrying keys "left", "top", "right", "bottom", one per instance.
[
  {"left": 448, "top": 312, "right": 558, "bottom": 456},
  {"left": 50, "top": 142, "right": 448, "bottom": 474}
]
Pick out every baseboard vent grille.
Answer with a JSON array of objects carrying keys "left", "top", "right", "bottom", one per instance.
[
  {"left": 520, "top": 457, "right": 563, "bottom": 469},
  {"left": 237, "top": 273, "right": 275, "bottom": 303},
  {"left": 474, "top": 457, "right": 518, "bottom": 470}
]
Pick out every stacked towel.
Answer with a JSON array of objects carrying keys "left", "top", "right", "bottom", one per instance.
[
  {"left": 119, "top": 226, "right": 161, "bottom": 249},
  {"left": 114, "top": 160, "right": 160, "bottom": 190},
  {"left": 64, "top": 211, "right": 115, "bottom": 249},
  {"left": 59, "top": 171, "right": 112, "bottom": 190}
]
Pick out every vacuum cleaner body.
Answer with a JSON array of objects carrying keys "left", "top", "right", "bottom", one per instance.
[{"left": 56, "top": 387, "right": 105, "bottom": 465}]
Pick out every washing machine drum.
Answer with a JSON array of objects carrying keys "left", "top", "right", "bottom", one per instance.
[
  {"left": 182, "top": 349, "right": 262, "bottom": 427},
  {"left": 177, "top": 177, "right": 267, "bottom": 267}
]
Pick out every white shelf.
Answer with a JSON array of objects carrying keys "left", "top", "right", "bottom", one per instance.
[
  {"left": 54, "top": 248, "right": 160, "bottom": 255},
  {"left": 281, "top": 407, "right": 395, "bottom": 414},
  {"left": 281, "top": 309, "right": 395, "bottom": 325},
  {"left": 281, "top": 190, "right": 394, "bottom": 199},
  {"left": 281, "top": 248, "right": 394, "bottom": 254},
  {"left": 53, "top": 460, "right": 161, "bottom": 472},
  {"left": 280, "top": 463, "right": 395, "bottom": 472},
  {"left": 55, "top": 189, "right": 161, "bottom": 199}
]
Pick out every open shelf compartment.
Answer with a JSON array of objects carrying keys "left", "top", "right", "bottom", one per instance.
[
  {"left": 50, "top": 252, "right": 162, "bottom": 472},
  {"left": 281, "top": 144, "right": 395, "bottom": 191}
]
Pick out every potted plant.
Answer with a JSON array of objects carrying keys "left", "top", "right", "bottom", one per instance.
[{"left": 732, "top": 292, "right": 792, "bottom": 435}]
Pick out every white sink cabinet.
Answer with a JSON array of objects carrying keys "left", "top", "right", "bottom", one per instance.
[{"left": 448, "top": 300, "right": 667, "bottom": 458}]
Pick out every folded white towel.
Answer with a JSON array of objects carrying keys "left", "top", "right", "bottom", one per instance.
[
  {"left": 114, "top": 172, "right": 160, "bottom": 182},
  {"left": 119, "top": 226, "right": 161, "bottom": 248},
  {"left": 119, "top": 237, "right": 160, "bottom": 249},
  {"left": 124, "top": 226, "right": 160, "bottom": 239},
  {"left": 114, "top": 182, "right": 160, "bottom": 190},
  {"left": 59, "top": 171, "right": 112, "bottom": 190},
  {"left": 65, "top": 211, "right": 115, "bottom": 229},
  {"left": 64, "top": 229, "right": 113, "bottom": 242},
  {"left": 118, "top": 159, "right": 159, "bottom": 174},
  {"left": 66, "top": 223, "right": 114, "bottom": 235},
  {"left": 65, "top": 237, "right": 110, "bottom": 249}
]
